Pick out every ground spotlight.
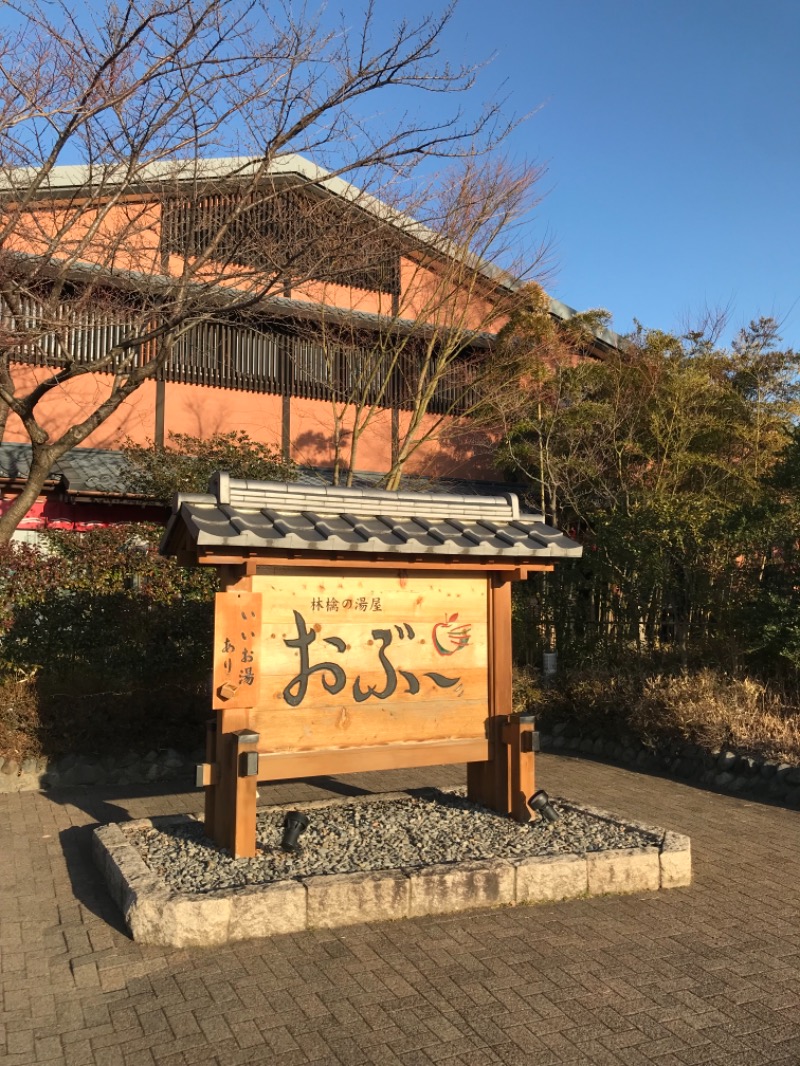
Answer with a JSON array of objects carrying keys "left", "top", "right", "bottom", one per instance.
[
  {"left": 281, "top": 811, "right": 310, "bottom": 852},
  {"left": 528, "top": 789, "right": 559, "bottom": 823}
]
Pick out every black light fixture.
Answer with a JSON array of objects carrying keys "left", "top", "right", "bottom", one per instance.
[
  {"left": 528, "top": 789, "right": 559, "bottom": 823},
  {"left": 281, "top": 810, "right": 309, "bottom": 852}
]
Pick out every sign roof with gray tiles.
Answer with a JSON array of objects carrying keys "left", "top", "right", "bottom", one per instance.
[{"left": 161, "top": 472, "right": 582, "bottom": 561}]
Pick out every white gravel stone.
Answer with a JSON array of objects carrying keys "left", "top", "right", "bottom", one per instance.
[{"left": 121, "top": 790, "right": 663, "bottom": 894}]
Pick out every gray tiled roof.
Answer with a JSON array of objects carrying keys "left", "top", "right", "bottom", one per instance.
[
  {"left": 0, "top": 443, "right": 134, "bottom": 494},
  {"left": 0, "top": 443, "right": 41, "bottom": 482},
  {"left": 0, "top": 442, "right": 527, "bottom": 502},
  {"left": 161, "top": 472, "right": 582, "bottom": 560}
]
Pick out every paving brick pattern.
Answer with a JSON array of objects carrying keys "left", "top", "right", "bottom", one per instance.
[{"left": 2, "top": 754, "right": 799, "bottom": 1065}]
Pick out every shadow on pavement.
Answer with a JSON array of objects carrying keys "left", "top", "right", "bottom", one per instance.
[
  {"left": 543, "top": 749, "right": 799, "bottom": 813},
  {"left": 46, "top": 780, "right": 202, "bottom": 933},
  {"left": 58, "top": 823, "right": 130, "bottom": 935}
]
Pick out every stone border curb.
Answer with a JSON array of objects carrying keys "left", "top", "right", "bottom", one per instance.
[
  {"left": 1, "top": 748, "right": 200, "bottom": 793},
  {"left": 541, "top": 727, "right": 800, "bottom": 808},
  {"left": 93, "top": 797, "right": 692, "bottom": 946}
]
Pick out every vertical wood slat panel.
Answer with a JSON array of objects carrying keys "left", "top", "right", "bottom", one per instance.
[
  {"left": 3, "top": 281, "right": 479, "bottom": 414},
  {"left": 1, "top": 295, "right": 145, "bottom": 370},
  {"left": 160, "top": 190, "right": 401, "bottom": 296}
]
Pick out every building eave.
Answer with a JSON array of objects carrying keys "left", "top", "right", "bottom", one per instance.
[{"left": 1, "top": 153, "right": 624, "bottom": 353}]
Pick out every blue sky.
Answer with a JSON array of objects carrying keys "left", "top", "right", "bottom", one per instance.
[
  {"left": 393, "top": 0, "right": 800, "bottom": 348},
  {"left": 7, "top": 1, "right": 798, "bottom": 349}
]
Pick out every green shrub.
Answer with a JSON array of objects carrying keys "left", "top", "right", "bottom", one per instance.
[
  {"left": 0, "top": 525, "right": 216, "bottom": 760},
  {"left": 122, "top": 430, "right": 296, "bottom": 504}
]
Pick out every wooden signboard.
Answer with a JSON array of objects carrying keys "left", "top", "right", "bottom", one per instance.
[
  {"left": 165, "top": 476, "right": 574, "bottom": 857},
  {"left": 249, "top": 567, "right": 488, "bottom": 753}
]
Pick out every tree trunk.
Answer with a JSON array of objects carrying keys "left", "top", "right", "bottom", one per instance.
[
  {"left": 0, "top": 446, "right": 59, "bottom": 545},
  {"left": 0, "top": 399, "right": 9, "bottom": 443},
  {"left": 346, "top": 412, "right": 367, "bottom": 488},
  {"left": 331, "top": 419, "right": 343, "bottom": 486}
]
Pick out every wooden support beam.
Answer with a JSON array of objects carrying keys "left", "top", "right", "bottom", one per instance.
[
  {"left": 203, "top": 717, "right": 218, "bottom": 839},
  {"left": 211, "top": 706, "right": 250, "bottom": 852},
  {"left": 468, "top": 576, "right": 519, "bottom": 816},
  {"left": 502, "top": 716, "right": 536, "bottom": 823},
  {"left": 472, "top": 716, "right": 518, "bottom": 813},
  {"left": 198, "top": 554, "right": 259, "bottom": 566},
  {"left": 196, "top": 553, "right": 555, "bottom": 574},
  {"left": 230, "top": 728, "right": 260, "bottom": 859},
  {"left": 256, "top": 738, "right": 489, "bottom": 781}
]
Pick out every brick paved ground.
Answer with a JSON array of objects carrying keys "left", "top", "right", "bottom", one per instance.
[{"left": 2, "top": 753, "right": 800, "bottom": 1066}]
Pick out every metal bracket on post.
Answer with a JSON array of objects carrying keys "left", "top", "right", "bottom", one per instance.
[
  {"left": 239, "top": 751, "right": 259, "bottom": 777},
  {"left": 234, "top": 728, "right": 260, "bottom": 745},
  {"left": 521, "top": 731, "right": 541, "bottom": 754},
  {"left": 518, "top": 714, "right": 540, "bottom": 754}
]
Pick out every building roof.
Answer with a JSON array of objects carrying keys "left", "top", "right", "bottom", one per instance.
[
  {"left": 160, "top": 473, "right": 582, "bottom": 562},
  {"left": 4, "top": 153, "right": 622, "bottom": 354},
  {"left": 0, "top": 443, "right": 135, "bottom": 496},
  {"left": 0, "top": 442, "right": 529, "bottom": 504}
]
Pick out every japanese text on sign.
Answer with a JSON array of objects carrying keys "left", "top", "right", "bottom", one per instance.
[
  {"left": 309, "top": 596, "right": 382, "bottom": 612},
  {"left": 212, "top": 592, "right": 263, "bottom": 708},
  {"left": 282, "top": 610, "right": 469, "bottom": 707}
]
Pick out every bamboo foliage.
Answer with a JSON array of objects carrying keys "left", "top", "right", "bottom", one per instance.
[{"left": 497, "top": 310, "right": 800, "bottom": 680}]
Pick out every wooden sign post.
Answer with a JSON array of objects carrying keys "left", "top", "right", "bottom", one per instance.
[
  {"left": 163, "top": 477, "right": 581, "bottom": 857},
  {"left": 198, "top": 563, "right": 542, "bottom": 856}
]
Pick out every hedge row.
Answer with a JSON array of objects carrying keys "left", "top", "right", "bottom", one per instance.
[{"left": 0, "top": 526, "right": 216, "bottom": 760}]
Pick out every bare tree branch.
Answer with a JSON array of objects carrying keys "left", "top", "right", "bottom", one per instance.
[{"left": 0, "top": 0, "right": 541, "bottom": 542}]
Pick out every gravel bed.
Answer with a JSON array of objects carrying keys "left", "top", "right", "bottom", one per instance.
[{"left": 121, "top": 790, "right": 662, "bottom": 895}]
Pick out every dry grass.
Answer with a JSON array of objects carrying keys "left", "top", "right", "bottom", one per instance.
[
  {"left": 5, "top": 661, "right": 800, "bottom": 766},
  {"left": 0, "top": 676, "right": 41, "bottom": 761},
  {"left": 519, "top": 666, "right": 800, "bottom": 764},
  {"left": 631, "top": 671, "right": 800, "bottom": 762}
]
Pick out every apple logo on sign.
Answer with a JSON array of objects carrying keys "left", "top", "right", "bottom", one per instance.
[{"left": 432, "top": 614, "right": 472, "bottom": 656}]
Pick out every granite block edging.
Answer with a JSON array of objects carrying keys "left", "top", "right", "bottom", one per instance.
[
  {"left": 92, "top": 800, "right": 692, "bottom": 946},
  {"left": 1, "top": 747, "right": 200, "bottom": 793}
]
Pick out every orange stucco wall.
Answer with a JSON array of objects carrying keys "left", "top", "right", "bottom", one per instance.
[
  {"left": 4, "top": 368, "right": 158, "bottom": 448},
  {"left": 10, "top": 199, "right": 162, "bottom": 275},
  {"left": 398, "top": 255, "right": 505, "bottom": 333},
  {"left": 397, "top": 410, "right": 497, "bottom": 481},
  {"left": 5, "top": 365, "right": 497, "bottom": 480},
  {"left": 291, "top": 280, "right": 389, "bottom": 316},
  {"left": 161, "top": 383, "right": 284, "bottom": 448}
]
